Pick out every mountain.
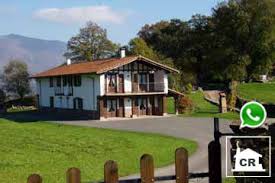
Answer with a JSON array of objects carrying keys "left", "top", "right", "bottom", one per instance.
[{"left": 0, "top": 34, "right": 67, "bottom": 73}]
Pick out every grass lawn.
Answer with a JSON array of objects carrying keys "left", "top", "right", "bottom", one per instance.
[
  {"left": 223, "top": 178, "right": 236, "bottom": 183},
  {"left": 237, "top": 82, "right": 275, "bottom": 104},
  {"left": 168, "top": 91, "right": 238, "bottom": 120},
  {"left": 0, "top": 118, "right": 197, "bottom": 183}
]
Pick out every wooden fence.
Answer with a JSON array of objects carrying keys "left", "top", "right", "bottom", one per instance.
[
  {"left": 27, "top": 147, "right": 189, "bottom": 183},
  {"left": 26, "top": 118, "right": 224, "bottom": 183}
]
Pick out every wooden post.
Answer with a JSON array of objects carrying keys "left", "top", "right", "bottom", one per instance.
[
  {"left": 175, "top": 148, "right": 188, "bottom": 183},
  {"left": 66, "top": 168, "right": 81, "bottom": 183},
  {"left": 27, "top": 174, "right": 42, "bottom": 183},
  {"left": 208, "top": 141, "right": 222, "bottom": 183},
  {"left": 104, "top": 160, "right": 118, "bottom": 183},
  {"left": 140, "top": 154, "right": 154, "bottom": 183}
]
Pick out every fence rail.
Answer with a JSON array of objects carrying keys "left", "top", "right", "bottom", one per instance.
[{"left": 27, "top": 147, "right": 194, "bottom": 183}]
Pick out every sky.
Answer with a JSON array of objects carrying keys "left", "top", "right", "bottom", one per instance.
[{"left": 0, "top": 0, "right": 222, "bottom": 45}]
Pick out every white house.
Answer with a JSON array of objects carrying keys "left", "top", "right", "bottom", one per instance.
[{"left": 32, "top": 52, "right": 181, "bottom": 120}]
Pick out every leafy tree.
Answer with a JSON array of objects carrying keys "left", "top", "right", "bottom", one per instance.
[
  {"left": 137, "top": 0, "right": 275, "bottom": 85},
  {"left": 129, "top": 37, "right": 158, "bottom": 60},
  {"left": 2, "top": 60, "right": 30, "bottom": 99},
  {"left": 66, "top": 21, "right": 118, "bottom": 61}
]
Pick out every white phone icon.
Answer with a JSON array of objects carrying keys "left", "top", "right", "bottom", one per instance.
[{"left": 246, "top": 108, "right": 260, "bottom": 121}]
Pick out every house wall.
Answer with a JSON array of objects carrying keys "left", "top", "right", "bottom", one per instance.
[{"left": 36, "top": 74, "right": 100, "bottom": 111}]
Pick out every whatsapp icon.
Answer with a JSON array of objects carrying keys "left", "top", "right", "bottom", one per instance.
[{"left": 240, "top": 101, "right": 267, "bottom": 129}]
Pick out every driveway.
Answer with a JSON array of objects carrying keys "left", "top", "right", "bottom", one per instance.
[{"left": 55, "top": 116, "right": 234, "bottom": 183}]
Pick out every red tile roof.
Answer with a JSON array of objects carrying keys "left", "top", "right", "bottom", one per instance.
[{"left": 32, "top": 55, "right": 179, "bottom": 78}]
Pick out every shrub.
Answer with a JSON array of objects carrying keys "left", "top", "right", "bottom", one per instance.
[
  {"left": 178, "top": 96, "right": 194, "bottom": 114},
  {"left": 185, "top": 83, "right": 193, "bottom": 94}
]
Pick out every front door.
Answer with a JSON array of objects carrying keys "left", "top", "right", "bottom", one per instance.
[
  {"left": 107, "top": 99, "right": 117, "bottom": 117},
  {"left": 118, "top": 74, "right": 124, "bottom": 93},
  {"left": 118, "top": 98, "right": 124, "bottom": 117},
  {"left": 148, "top": 96, "right": 155, "bottom": 115},
  {"left": 139, "top": 97, "right": 147, "bottom": 115}
]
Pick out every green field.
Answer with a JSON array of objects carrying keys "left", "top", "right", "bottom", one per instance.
[
  {"left": 0, "top": 118, "right": 197, "bottom": 183},
  {"left": 168, "top": 91, "right": 238, "bottom": 120},
  {"left": 223, "top": 178, "right": 236, "bottom": 183},
  {"left": 237, "top": 83, "right": 275, "bottom": 104}
]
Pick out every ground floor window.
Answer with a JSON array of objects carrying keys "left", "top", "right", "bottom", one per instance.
[
  {"left": 73, "top": 97, "right": 83, "bottom": 110},
  {"left": 50, "top": 96, "right": 54, "bottom": 108}
]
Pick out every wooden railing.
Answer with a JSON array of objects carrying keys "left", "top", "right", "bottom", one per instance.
[{"left": 105, "top": 82, "right": 165, "bottom": 94}]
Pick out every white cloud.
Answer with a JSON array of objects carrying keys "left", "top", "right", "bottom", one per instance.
[{"left": 33, "top": 6, "right": 126, "bottom": 24}]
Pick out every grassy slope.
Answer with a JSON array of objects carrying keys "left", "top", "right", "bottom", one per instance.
[
  {"left": 237, "top": 83, "right": 275, "bottom": 104},
  {"left": 0, "top": 119, "right": 197, "bottom": 183},
  {"left": 168, "top": 91, "right": 238, "bottom": 120}
]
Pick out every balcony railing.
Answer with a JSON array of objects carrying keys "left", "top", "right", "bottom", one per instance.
[
  {"left": 105, "top": 82, "right": 165, "bottom": 94},
  {"left": 54, "top": 87, "right": 73, "bottom": 96}
]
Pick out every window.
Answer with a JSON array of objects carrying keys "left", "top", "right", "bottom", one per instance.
[
  {"left": 63, "top": 76, "right": 67, "bottom": 86},
  {"left": 73, "top": 98, "right": 83, "bottom": 110},
  {"left": 68, "top": 75, "right": 73, "bottom": 86},
  {"left": 74, "top": 75, "right": 81, "bottom": 86},
  {"left": 108, "top": 75, "right": 116, "bottom": 87},
  {"left": 139, "top": 74, "right": 147, "bottom": 84},
  {"left": 50, "top": 96, "right": 54, "bottom": 108},
  {"left": 56, "top": 76, "right": 61, "bottom": 87},
  {"left": 49, "top": 78, "right": 53, "bottom": 87}
]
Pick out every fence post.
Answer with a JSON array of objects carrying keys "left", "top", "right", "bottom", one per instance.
[
  {"left": 140, "top": 154, "right": 154, "bottom": 183},
  {"left": 175, "top": 147, "right": 188, "bottom": 183},
  {"left": 27, "top": 174, "right": 42, "bottom": 183},
  {"left": 66, "top": 167, "right": 81, "bottom": 183},
  {"left": 104, "top": 160, "right": 118, "bottom": 183},
  {"left": 208, "top": 141, "right": 222, "bottom": 183}
]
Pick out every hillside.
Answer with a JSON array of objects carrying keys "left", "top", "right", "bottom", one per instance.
[{"left": 0, "top": 34, "right": 66, "bottom": 73}]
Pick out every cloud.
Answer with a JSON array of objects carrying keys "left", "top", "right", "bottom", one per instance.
[{"left": 33, "top": 6, "right": 126, "bottom": 24}]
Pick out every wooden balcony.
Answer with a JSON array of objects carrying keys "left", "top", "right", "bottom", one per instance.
[{"left": 105, "top": 82, "right": 165, "bottom": 95}]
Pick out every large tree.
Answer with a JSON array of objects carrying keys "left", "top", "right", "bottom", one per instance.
[
  {"left": 2, "top": 60, "right": 30, "bottom": 99},
  {"left": 66, "top": 22, "right": 118, "bottom": 61},
  {"left": 137, "top": 0, "right": 275, "bottom": 84}
]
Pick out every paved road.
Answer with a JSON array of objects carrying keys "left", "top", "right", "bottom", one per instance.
[{"left": 55, "top": 116, "right": 234, "bottom": 183}]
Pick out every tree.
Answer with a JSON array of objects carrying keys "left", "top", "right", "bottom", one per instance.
[
  {"left": 2, "top": 60, "right": 30, "bottom": 99},
  {"left": 137, "top": 0, "right": 275, "bottom": 85},
  {"left": 128, "top": 37, "right": 158, "bottom": 60},
  {"left": 66, "top": 22, "right": 118, "bottom": 61}
]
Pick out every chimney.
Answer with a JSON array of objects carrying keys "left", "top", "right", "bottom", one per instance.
[
  {"left": 120, "top": 47, "right": 126, "bottom": 58},
  {"left": 67, "top": 58, "right": 71, "bottom": 65}
]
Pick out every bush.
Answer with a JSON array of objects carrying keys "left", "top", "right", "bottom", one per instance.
[
  {"left": 178, "top": 96, "right": 194, "bottom": 114},
  {"left": 185, "top": 83, "right": 193, "bottom": 94}
]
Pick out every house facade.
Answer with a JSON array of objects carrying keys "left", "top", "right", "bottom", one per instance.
[{"left": 32, "top": 53, "right": 180, "bottom": 120}]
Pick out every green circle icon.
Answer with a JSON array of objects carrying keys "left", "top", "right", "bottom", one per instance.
[{"left": 240, "top": 101, "right": 267, "bottom": 129}]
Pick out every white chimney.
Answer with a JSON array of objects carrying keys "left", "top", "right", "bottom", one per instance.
[
  {"left": 120, "top": 48, "right": 126, "bottom": 58},
  {"left": 67, "top": 58, "right": 71, "bottom": 65}
]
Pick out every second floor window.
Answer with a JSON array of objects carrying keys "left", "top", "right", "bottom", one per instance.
[
  {"left": 74, "top": 75, "right": 81, "bottom": 87},
  {"left": 56, "top": 76, "right": 61, "bottom": 87},
  {"left": 139, "top": 74, "right": 147, "bottom": 84},
  {"left": 108, "top": 75, "right": 116, "bottom": 87},
  {"left": 63, "top": 76, "right": 67, "bottom": 86},
  {"left": 49, "top": 77, "right": 53, "bottom": 87}
]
